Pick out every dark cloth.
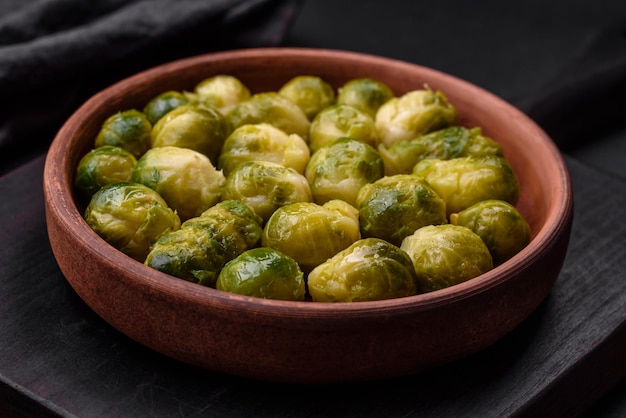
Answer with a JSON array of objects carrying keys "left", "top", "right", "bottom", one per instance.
[{"left": 0, "top": 0, "right": 302, "bottom": 175}]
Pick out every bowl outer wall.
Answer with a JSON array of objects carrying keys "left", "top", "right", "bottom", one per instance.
[{"left": 43, "top": 48, "right": 573, "bottom": 383}]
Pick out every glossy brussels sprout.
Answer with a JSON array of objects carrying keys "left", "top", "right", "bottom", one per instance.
[
  {"left": 450, "top": 199, "right": 531, "bottom": 265},
  {"left": 356, "top": 174, "right": 447, "bottom": 246},
  {"left": 336, "top": 77, "right": 395, "bottom": 118},
  {"left": 131, "top": 146, "right": 225, "bottom": 221},
  {"left": 378, "top": 126, "right": 504, "bottom": 175},
  {"left": 400, "top": 224, "right": 493, "bottom": 292},
  {"left": 309, "top": 104, "right": 378, "bottom": 152},
  {"left": 305, "top": 137, "right": 384, "bottom": 206},
  {"left": 307, "top": 238, "right": 419, "bottom": 302},
  {"left": 193, "top": 74, "right": 251, "bottom": 116},
  {"left": 216, "top": 247, "right": 305, "bottom": 301},
  {"left": 278, "top": 75, "right": 336, "bottom": 120},
  {"left": 151, "top": 103, "right": 231, "bottom": 163},
  {"left": 84, "top": 182, "right": 181, "bottom": 262},
  {"left": 218, "top": 123, "right": 310, "bottom": 177},
  {"left": 75, "top": 145, "right": 137, "bottom": 198},
  {"left": 94, "top": 109, "right": 152, "bottom": 158},
  {"left": 375, "top": 88, "right": 458, "bottom": 147},
  {"left": 145, "top": 200, "right": 263, "bottom": 287},
  {"left": 143, "top": 90, "right": 189, "bottom": 125},
  {"left": 412, "top": 155, "right": 520, "bottom": 217},
  {"left": 221, "top": 160, "right": 312, "bottom": 223},
  {"left": 262, "top": 200, "right": 361, "bottom": 271},
  {"left": 228, "top": 92, "right": 311, "bottom": 140}
]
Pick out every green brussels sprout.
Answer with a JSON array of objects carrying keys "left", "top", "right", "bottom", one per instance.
[
  {"left": 142, "top": 90, "right": 190, "bottom": 125},
  {"left": 336, "top": 77, "right": 395, "bottom": 118},
  {"left": 262, "top": 200, "right": 361, "bottom": 271},
  {"left": 450, "top": 199, "right": 531, "bottom": 265},
  {"left": 375, "top": 88, "right": 458, "bottom": 148},
  {"left": 151, "top": 103, "right": 231, "bottom": 163},
  {"left": 412, "top": 155, "right": 520, "bottom": 217},
  {"left": 94, "top": 109, "right": 152, "bottom": 158},
  {"left": 228, "top": 92, "right": 311, "bottom": 140},
  {"left": 218, "top": 123, "right": 310, "bottom": 177},
  {"left": 378, "top": 126, "right": 504, "bottom": 176},
  {"left": 305, "top": 137, "right": 384, "bottom": 206},
  {"left": 145, "top": 200, "right": 263, "bottom": 287},
  {"left": 216, "top": 247, "right": 305, "bottom": 301},
  {"left": 309, "top": 104, "right": 378, "bottom": 152},
  {"left": 75, "top": 145, "right": 137, "bottom": 198},
  {"left": 307, "top": 238, "right": 419, "bottom": 302},
  {"left": 193, "top": 75, "right": 251, "bottom": 116},
  {"left": 221, "top": 160, "right": 312, "bottom": 223},
  {"left": 278, "top": 75, "right": 336, "bottom": 120},
  {"left": 400, "top": 224, "right": 493, "bottom": 292},
  {"left": 131, "top": 146, "right": 225, "bottom": 221},
  {"left": 356, "top": 174, "right": 447, "bottom": 246},
  {"left": 84, "top": 182, "right": 181, "bottom": 262}
]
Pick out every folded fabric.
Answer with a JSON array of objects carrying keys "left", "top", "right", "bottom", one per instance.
[{"left": 0, "top": 0, "right": 302, "bottom": 175}]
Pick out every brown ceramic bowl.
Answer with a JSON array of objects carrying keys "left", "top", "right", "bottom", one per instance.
[{"left": 43, "top": 48, "right": 573, "bottom": 384}]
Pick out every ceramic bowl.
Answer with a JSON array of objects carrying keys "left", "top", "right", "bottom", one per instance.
[{"left": 43, "top": 48, "right": 573, "bottom": 384}]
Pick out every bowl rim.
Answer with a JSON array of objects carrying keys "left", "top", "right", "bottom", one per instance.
[{"left": 43, "top": 47, "right": 574, "bottom": 318}]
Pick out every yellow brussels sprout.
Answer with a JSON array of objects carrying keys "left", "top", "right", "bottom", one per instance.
[
  {"left": 75, "top": 145, "right": 137, "bottom": 199},
  {"left": 84, "top": 182, "right": 181, "bottom": 262},
  {"left": 278, "top": 75, "right": 336, "bottom": 120},
  {"left": 450, "top": 199, "right": 531, "bottom": 265},
  {"left": 221, "top": 160, "right": 312, "bottom": 223},
  {"left": 216, "top": 247, "right": 305, "bottom": 301},
  {"left": 193, "top": 74, "right": 251, "bottom": 116},
  {"left": 305, "top": 137, "right": 383, "bottom": 206},
  {"left": 262, "top": 200, "right": 361, "bottom": 271},
  {"left": 94, "top": 109, "right": 152, "bottom": 158},
  {"left": 228, "top": 92, "right": 311, "bottom": 140},
  {"left": 378, "top": 126, "right": 504, "bottom": 176},
  {"left": 375, "top": 88, "right": 457, "bottom": 147},
  {"left": 412, "top": 155, "right": 520, "bottom": 217},
  {"left": 400, "top": 224, "right": 493, "bottom": 292},
  {"left": 336, "top": 77, "right": 395, "bottom": 118},
  {"left": 355, "top": 174, "right": 447, "bottom": 246},
  {"left": 218, "top": 123, "right": 310, "bottom": 177},
  {"left": 309, "top": 104, "right": 378, "bottom": 152},
  {"left": 151, "top": 103, "right": 231, "bottom": 163},
  {"left": 131, "top": 146, "right": 225, "bottom": 221},
  {"left": 308, "top": 238, "right": 419, "bottom": 302}
]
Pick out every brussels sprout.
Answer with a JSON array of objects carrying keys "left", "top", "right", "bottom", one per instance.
[
  {"left": 450, "top": 199, "right": 531, "bottom": 265},
  {"left": 375, "top": 88, "right": 458, "bottom": 148},
  {"left": 400, "top": 224, "right": 493, "bottom": 292},
  {"left": 218, "top": 123, "right": 310, "bottom": 177},
  {"left": 131, "top": 146, "right": 225, "bottom": 221},
  {"left": 356, "top": 174, "right": 447, "bottom": 246},
  {"left": 193, "top": 75, "right": 251, "bottom": 116},
  {"left": 307, "top": 238, "right": 419, "bottom": 302},
  {"left": 75, "top": 145, "right": 137, "bottom": 198},
  {"left": 151, "top": 103, "right": 231, "bottom": 163},
  {"left": 221, "top": 160, "right": 312, "bottom": 223},
  {"left": 143, "top": 90, "right": 190, "bottom": 125},
  {"left": 336, "top": 77, "right": 395, "bottom": 118},
  {"left": 228, "top": 92, "right": 311, "bottom": 140},
  {"left": 216, "top": 247, "right": 305, "bottom": 301},
  {"left": 412, "top": 155, "right": 520, "bottom": 217},
  {"left": 378, "top": 126, "right": 504, "bottom": 176},
  {"left": 262, "top": 200, "right": 361, "bottom": 271},
  {"left": 305, "top": 137, "right": 384, "bottom": 206},
  {"left": 309, "top": 104, "right": 378, "bottom": 152},
  {"left": 94, "top": 109, "right": 152, "bottom": 158},
  {"left": 84, "top": 182, "right": 181, "bottom": 262},
  {"left": 145, "top": 200, "right": 262, "bottom": 287},
  {"left": 278, "top": 75, "right": 336, "bottom": 120}
]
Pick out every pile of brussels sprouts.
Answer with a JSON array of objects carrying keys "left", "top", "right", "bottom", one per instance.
[{"left": 76, "top": 74, "right": 531, "bottom": 303}]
